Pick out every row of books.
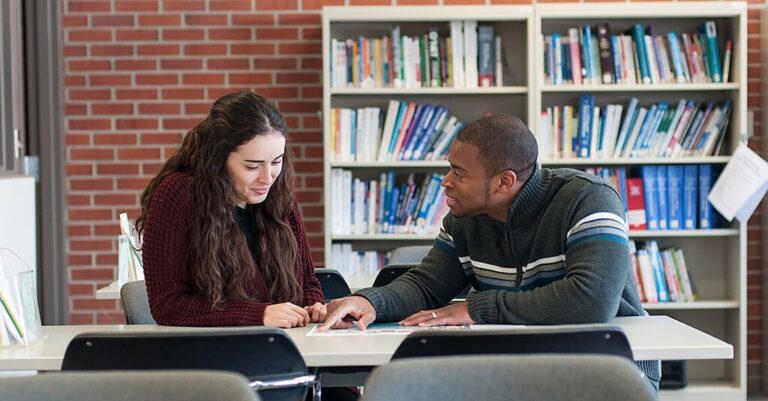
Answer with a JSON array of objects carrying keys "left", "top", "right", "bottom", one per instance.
[
  {"left": 630, "top": 241, "right": 697, "bottom": 304},
  {"left": 330, "top": 100, "right": 464, "bottom": 162},
  {"left": 543, "top": 21, "right": 729, "bottom": 85},
  {"left": 330, "top": 244, "right": 387, "bottom": 278},
  {"left": 330, "top": 21, "right": 503, "bottom": 89},
  {"left": 330, "top": 170, "right": 448, "bottom": 235},
  {"left": 585, "top": 164, "right": 723, "bottom": 231},
  {"left": 537, "top": 96, "right": 732, "bottom": 159}
]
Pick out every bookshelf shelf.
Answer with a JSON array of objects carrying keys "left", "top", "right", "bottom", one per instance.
[
  {"left": 331, "top": 86, "right": 529, "bottom": 95},
  {"left": 331, "top": 161, "right": 449, "bottom": 168},
  {"left": 643, "top": 300, "right": 739, "bottom": 310},
  {"left": 541, "top": 157, "right": 731, "bottom": 166},
  {"left": 629, "top": 229, "right": 739, "bottom": 238},
  {"left": 540, "top": 83, "right": 739, "bottom": 92},
  {"left": 332, "top": 234, "right": 437, "bottom": 241}
]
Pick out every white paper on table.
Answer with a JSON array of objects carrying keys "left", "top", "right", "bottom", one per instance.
[{"left": 709, "top": 144, "right": 768, "bottom": 222}]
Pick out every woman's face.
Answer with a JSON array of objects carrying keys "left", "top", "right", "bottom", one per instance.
[{"left": 225, "top": 131, "right": 286, "bottom": 207}]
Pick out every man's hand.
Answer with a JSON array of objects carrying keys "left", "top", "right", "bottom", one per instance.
[
  {"left": 264, "top": 302, "right": 310, "bottom": 328},
  {"left": 318, "top": 296, "right": 376, "bottom": 331},
  {"left": 400, "top": 302, "right": 476, "bottom": 327},
  {"left": 304, "top": 302, "right": 327, "bottom": 323}
]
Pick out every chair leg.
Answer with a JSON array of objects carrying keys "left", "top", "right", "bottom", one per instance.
[{"left": 312, "top": 370, "right": 321, "bottom": 401}]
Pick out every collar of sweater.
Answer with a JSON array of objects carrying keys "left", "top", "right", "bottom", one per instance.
[{"left": 506, "top": 165, "right": 551, "bottom": 227}]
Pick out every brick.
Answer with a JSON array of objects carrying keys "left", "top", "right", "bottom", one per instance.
[
  {"left": 69, "top": 314, "right": 94, "bottom": 324},
  {"left": 209, "top": 28, "right": 253, "bottom": 41},
  {"left": 295, "top": 190, "right": 322, "bottom": 203},
  {"left": 138, "top": 103, "right": 182, "bottom": 114},
  {"left": 161, "top": 58, "right": 203, "bottom": 70},
  {"left": 97, "top": 313, "right": 126, "bottom": 324},
  {"left": 67, "top": 195, "right": 92, "bottom": 207},
  {"left": 70, "top": 148, "right": 115, "bottom": 161},
  {"left": 69, "top": 179, "right": 115, "bottom": 193},
  {"left": 62, "top": 16, "right": 88, "bottom": 27},
  {"left": 208, "top": 87, "right": 251, "bottom": 99},
  {"left": 162, "top": 28, "right": 206, "bottom": 41},
  {"left": 302, "top": 27, "right": 322, "bottom": 41},
  {"left": 252, "top": 58, "right": 298, "bottom": 69},
  {"left": 65, "top": 75, "right": 87, "bottom": 87},
  {"left": 118, "top": 148, "right": 162, "bottom": 160},
  {"left": 443, "top": 0, "right": 485, "bottom": 3},
  {"left": 162, "top": 88, "right": 205, "bottom": 99},
  {"left": 65, "top": 133, "right": 91, "bottom": 145},
  {"left": 303, "top": 0, "right": 344, "bottom": 9},
  {"left": 142, "top": 162, "right": 166, "bottom": 175},
  {"left": 303, "top": 114, "right": 321, "bottom": 129},
  {"left": 181, "top": 73, "right": 225, "bottom": 85},
  {"left": 276, "top": 72, "right": 320, "bottom": 84},
  {"left": 92, "top": 15, "right": 135, "bottom": 27},
  {"left": 68, "top": 224, "right": 93, "bottom": 237},
  {"left": 163, "top": 118, "right": 201, "bottom": 130},
  {"left": 68, "top": 60, "right": 112, "bottom": 72},
  {"left": 163, "top": 1, "right": 206, "bottom": 11},
  {"left": 231, "top": 43, "right": 275, "bottom": 55},
  {"left": 279, "top": 101, "right": 321, "bottom": 113},
  {"left": 116, "top": 59, "right": 158, "bottom": 71},
  {"left": 184, "top": 103, "right": 211, "bottom": 114},
  {"left": 279, "top": 42, "right": 322, "bottom": 55},
  {"left": 229, "top": 72, "right": 272, "bottom": 85},
  {"left": 65, "top": 104, "right": 88, "bottom": 115},
  {"left": 91, "top": 45, "right": 135, "bottom": 57},
  {"left": 136, "top": 74, "right": 179, "bottom": 85},
  {"left": 231, "top": 15, "right": 274, "bottom": 25},
  {"left": 70, "top": 239, "right": 113, "bottom": 251},
  {"left": 185, "top": 14, "right": 228, "bottom": 26},
  {"left": 68, "top": 119, "right": 112, "bottom": 130},
  {"left": 139, "top": 14, "right": 182, "bottom": 26},
  {"left": 141, "top": 133, "right": 184, "bottom": 145},
  {"left": 95, "top": 194, "right": 137, "bottom": 206},
  {"left": 88, "top": 74, "right": 131, "bottom": 86},
  {"left": 97, "top": 163, "right": 141, "bottom": 175},
  {"left": 64, "top": 45, "right": 87, "bottom": 57},
  {"left": 118, "top": 178, "right": 151, "bottom": 190},
  {"left": 69, "top": 283, "right": 95, "bottom": 296},
  {"left": 294, "top": 161, "right": 323, "bottom": 173},
  {"left": 92, "top": 104, "right": 134, "bottom": 115},
  {"left": 302, "top": 146, "right": 323, "bottom": 159},
  {"left": 350, "top": 0, "right": 391, "bottom": 3},
  {"left": 206, "top": 58, "right": 250, "bottom": 70},
  {"left": 301, "top": 57, "right": 322, "bottom": 69},
  {"left": 278, "top": 13, "right": 320, "bottom": 25},
  {"left": 256, "top": 27, "right": 299, "bottom": 40},
  {"left": 95, "top": 225, "right": 125, "bottom": 238},
  {"left": 184, "top": 44, "right": 227, "bottom": 55},
  {"left": 115, "top": 0, "right": 159, "bottom": 11},
  {"left": 69, "top": 29, "right": 112, "bottom": 42},
  {"left": 290, "top": 131, "right": 321, "bottom": 144},
  {"left": 68, "top": 1, "right": 111, "bottom": 12},
  {"left": 138, "top": 44, "right": 181, "bottom": 56},
  {"left": 116, "top": 118, "right": 159, "bottom": 130},
  {"left": 73, "top": 299, "right": 118, "bottom": 310},
  {"left": 117, "top": 89, "right": 159, "bottom": 100},
  {"left": 255, "top": 0, "right": 297, "bottom": 9},
  {"left": 69, "top": 254, "right": 93, "bottom": 266},
  {"left": 116, "top": 29, "right": 160, "bottom": 41},
  {"left": 210, "top": 0, "right": 252, "bottom": 10},
  {"left": 94, "top": 134, "right": 138, "bottom": 146}
]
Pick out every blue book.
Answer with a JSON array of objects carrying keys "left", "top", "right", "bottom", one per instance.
[
  {"left": 641, "top": 166, "right": 659, "bottom": 230},
  {"left": 638, "top": 102, "right": 668, "bottom": 155},
  {"left": 582, "top": 26, "right": 593, "bottom": 82},
  {"left": 387, "top": 185, "right": 400, "bottom": 233},
  {"left": 698, "top": 164, "right": 723, "bottom": 229},
  {"left": 630, "top": 24, "right": 651, "bottom": 84},
  {"left": 552, "top": 33, "right": 563, "bottom": 85},
  {"left": 683, "top": 165, "right": 698, "bottom": 229},
  {"left": 701, "top": 21, "right": 722, "bottom": 82},
  {"left": 667, "top": 32, "right": 686, "bottom": 83},
  {"left": 617, "top": 167, "right": 629, "bottom": 222},
  {"left": 666, "top": 165, "right": 684, "bottom": 230},
  {"left": 614, "top": 98, "right": 639, "bottom": 156},
  {"left": 377, "top": 172, "right": 388, "bottom": 231},
  {"left": 382, "top": 171, "right": 395, "bottom": 233},
  {"left": 610, "top": 35, "right": 623, "bottom": 83},
  {"left": 631, "top": 105, "right": 658, "bottom": 157},
  {"left": 349, "top": 109, "right": 357, "bottom": 159},
  {"left": 387, "top": 102, "right": 410, "bottom": 157},
  {"left": 403, "top": 104, "right": 434, "bottom": 160},
  {"left": 656, "top": 165, "right": 669, "bottom": 230},
  {"left": 413, "top": 106, "right": 448, "bottom": 160},
  {"left": 648, "top": 241, "right": 670, "bottom": 302},
  {"left": 398, "top": 104, "right": 427, "bottom": 159},
  {"left": 578, "top": 94, "right": 594, "bottom": 158},
  {"left": 416, "top": 174, "right": 442, "bottom": 226}
]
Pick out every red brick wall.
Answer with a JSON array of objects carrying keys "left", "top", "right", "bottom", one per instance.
[{"left": 61, "top": 0, "right": 765, "bottom": 392}]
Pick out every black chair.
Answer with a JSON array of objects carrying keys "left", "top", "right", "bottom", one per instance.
[
  {"left": 372, "top": 264, "right": 414, "bottom": 287},
  {"left": 391, "top": 326, "right": 634, "bottom": 361},
  {"left": 61, "top": 328, "right": 318, "bottom": 401},
  {"left": 314, "top": 268, "right": 351, "bottom": 302}
]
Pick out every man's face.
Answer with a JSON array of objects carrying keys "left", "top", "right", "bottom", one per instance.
[{"left": 442, "top": 140, "right": 493, "bottom": 218}]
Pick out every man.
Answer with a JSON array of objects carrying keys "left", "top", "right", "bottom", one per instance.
[{"left": 320, "top": 114, "right": 660, "bottom": 390}]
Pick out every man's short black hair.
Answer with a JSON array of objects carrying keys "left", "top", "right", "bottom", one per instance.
[{"left": 456, "top": 114, "right": 539, "bottom": 182}]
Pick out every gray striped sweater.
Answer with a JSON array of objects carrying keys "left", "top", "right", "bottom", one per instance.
[{"left": 356, "top": 167, "right": 660, "bottom": 388}]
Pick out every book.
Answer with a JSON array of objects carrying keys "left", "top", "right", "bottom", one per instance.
[
  {"left": 477, "top": 25, "right": 495, "bottom": 87},
  {"left": 596, "top": 24, "right": 613, "bottom": 84},
  {"left": 626, "top": 177, "right": 647, "bottom": 230},
  {"left": 683, "top": 164, "right": 698, "bottom": 229}
]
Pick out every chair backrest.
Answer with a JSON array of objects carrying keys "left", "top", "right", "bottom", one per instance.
[
  {"left": 372, "top": 264, "right": 414, "bottom": 287},
  {"left": 360, "top": 354, "right": 656, "bottom": 401},
  {"left": 61, "top": 328, "right": 311, "bottom": 401},
  {"left": 0, "top": 370, "right": 260, "bottom": 401},
  {"left": 119, "top": 280, "right": 156, "bottom": 324},
  {"left": 391, "top": 326, "right": 634, "bottom": 361},
  {"left": 314, "top": 268, "right": 351, "bottom": 301},
  {"left": 388, "top": 245, "right": 431, "bottom": 264}
]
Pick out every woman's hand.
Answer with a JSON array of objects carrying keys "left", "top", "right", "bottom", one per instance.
[
  {"left": 304, "top": 302, "right": 327, "bottom": 323},
  {"left": 263, "top": 302, "right": 310, "bottom": 328}
]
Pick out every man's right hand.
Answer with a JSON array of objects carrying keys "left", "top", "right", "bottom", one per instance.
[{"left": 318, "top": 296, "right": 376, "bottom": 331}]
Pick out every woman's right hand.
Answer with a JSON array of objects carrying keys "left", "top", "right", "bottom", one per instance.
[{"left": 263, "top": 302, "right": 310, "bottom": 328}]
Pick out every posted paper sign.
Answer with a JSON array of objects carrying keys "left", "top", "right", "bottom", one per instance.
[{"left": 709, "top": 144, "right": 768, "bottom": 222}]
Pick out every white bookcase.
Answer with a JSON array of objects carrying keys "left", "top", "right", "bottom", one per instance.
[{"left": 322, "top": 4, "right": 747, "bottom": 399}]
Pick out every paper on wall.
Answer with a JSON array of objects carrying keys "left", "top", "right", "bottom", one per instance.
[{"left": 709, "top": 144, "right": 768, "bottom": 222}]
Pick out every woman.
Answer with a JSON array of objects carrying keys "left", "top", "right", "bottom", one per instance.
[{"left": 135, "top": 91, "right": 326, "bottom": 328}]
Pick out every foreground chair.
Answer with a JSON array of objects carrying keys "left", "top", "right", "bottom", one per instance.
[
  {"left": 314, "top": 268, "right": 351, "bottom": 302},
  {"left": 391, "top": 325, "right": 634, "bottom": 361},
  {"left": 0, "top": 370, "right": 259, "bottom": 401},
  {"left": 360, "top": 354, "right": 656, "bottom": 401},
  {"left": 119, "top": 280, "right": 156, "bottom": 324},
  {"left": 61, "top": 328, "right": 317, "bottom": 401}
]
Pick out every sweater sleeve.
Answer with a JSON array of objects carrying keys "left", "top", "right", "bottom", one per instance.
[
  {"left": 142, "top": 173, "right": 269, "bottom": 327},
  {"left": 355, "top": 214, "right": 470, "bottom": 321},
  {"left": 289, "top": 203, "right": 324, "bottom": 306},
  {"left": 467, "top": 183, "right": 631, "bottom": 324}
]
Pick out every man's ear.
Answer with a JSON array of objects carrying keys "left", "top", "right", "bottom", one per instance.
[{"left": 496, "top": 169, "right": 518, "bottom": 193}]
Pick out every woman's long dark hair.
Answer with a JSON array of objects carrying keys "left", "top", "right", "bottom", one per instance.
[{"left": 135, "top": 91, "right": 300, "bottom": 306}]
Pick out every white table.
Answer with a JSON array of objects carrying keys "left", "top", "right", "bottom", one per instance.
[{"left": 0, "top": 315, "right": 732, "bottom": 372}]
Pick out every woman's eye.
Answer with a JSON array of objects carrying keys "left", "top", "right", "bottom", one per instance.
[{"left": 246, "top": 165, "right": 258, "bottom": 170}]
